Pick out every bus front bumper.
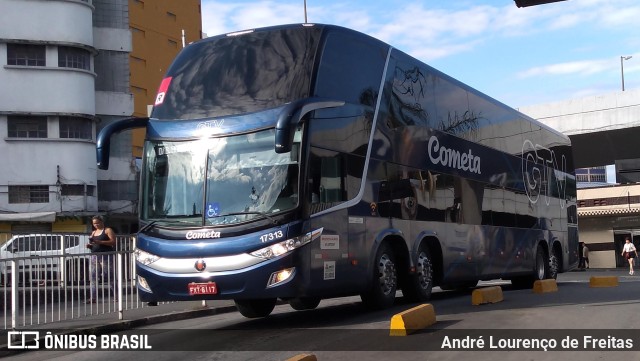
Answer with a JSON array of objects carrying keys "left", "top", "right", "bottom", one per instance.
[{"left": 135, "top": 253, "right": 301, "bottom": 302}]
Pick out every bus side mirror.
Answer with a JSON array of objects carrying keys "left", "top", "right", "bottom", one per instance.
[
  {"left": 96, "top": 117, "right": 150, "bottom": 169},
  {"left": 274, "top": 98, "right": 344, "bottom": 153}
]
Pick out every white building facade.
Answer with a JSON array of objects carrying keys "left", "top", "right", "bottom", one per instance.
[
  {"left": 92, "top": 0, "right": 136, "bottom": 233},
  {"left": 0, "top": 0, "right": 133, "bottom": 234}
]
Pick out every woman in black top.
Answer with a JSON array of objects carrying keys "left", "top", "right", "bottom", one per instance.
[{"left": 86, "top": 215, "right": 117, "bottom": 303}]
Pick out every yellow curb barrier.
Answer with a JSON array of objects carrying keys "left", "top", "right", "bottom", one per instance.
[
  {"left": 389, "top": 303, "right": 436, "bottom": 336},
  {"left": 589, "top": 276, "right": 619, "bottom": 287},
  {"left": 285, "top": 354, "right": 317, "bottom": 361},
  {"left": 533, "top": 279, "right": 558, "bottom": 293},
  {"left": 471, "top": 286, "right": 504, "bottom": 305}
]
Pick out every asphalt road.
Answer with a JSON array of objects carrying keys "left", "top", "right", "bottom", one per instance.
[{"left": 6, "top": 269, "right": 640, "bottom": 361}]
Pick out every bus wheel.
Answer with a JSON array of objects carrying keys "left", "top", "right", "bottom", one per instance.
[
  {"left": 234, "top": 298, "right": 277, "bottom": 318},
  {"left": 534, "top": 245, "right": 548, "bottom": 281},
  {"left": 547, "top": 247, "right": 560, "bottom": 280},
  {"left": 289, "top": 297, "right": 321, "bottom": 311},
  {"left": 361, "top": 243, "right": 397, "bottom": 309},
  {"left": 402, "top": 244, "right": 433, "bottom": 302}
]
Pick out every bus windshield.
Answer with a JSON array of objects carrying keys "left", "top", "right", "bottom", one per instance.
[{"left": 142, "top": 128, "right": 300, "bottom": 226}]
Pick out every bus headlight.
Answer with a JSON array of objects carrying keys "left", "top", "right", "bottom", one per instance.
[
  {"left": 135, "top": 249, "right": 160, "bottom": 266},
  {"left": 138, "top": 275, "right": 152, "bottom": 292},
  {"left": 250, "top": 228, "right": 323, "bottom": 260},
  {"left": 267, "top": 267, "right": 295, "bottom": 287}
]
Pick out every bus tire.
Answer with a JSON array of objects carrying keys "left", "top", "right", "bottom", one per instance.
[
  {"left": 547, "top": 247, "right": 560, "bottom": 280},
  {"left": 534, "top": 244, "right": 549, "bottom": 281},
  {"left": 289, "top": 297, "right": 321, "bottom": 311},
  {"left": 361, "top": 242, "right": 397, "bottom": 309},
  {"left": 402, "top": 244, "right": 433, "bottom": 302},
  {"left": 234, "top": 298, "right": 277, "bottom": 318}
]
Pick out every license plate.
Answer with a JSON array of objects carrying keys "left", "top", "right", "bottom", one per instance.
[{"left": 188, "top": 282, "right": 217, "bottom": 295}]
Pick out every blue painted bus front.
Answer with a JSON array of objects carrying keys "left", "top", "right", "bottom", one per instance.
[{"left": 135, "top": 221, "right": 312, "bottom": 301}]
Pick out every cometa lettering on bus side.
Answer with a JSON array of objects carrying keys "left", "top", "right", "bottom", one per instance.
[
  {"left": 428, "top": 135, "right": 481, "bottom": 174},
  {"left": 186, "top": 230, "right": 221, "bottom": 240}
]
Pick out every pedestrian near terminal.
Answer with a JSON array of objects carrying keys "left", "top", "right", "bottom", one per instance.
[
  {"left": 622, "top": 237, "right": 638, "bottom": 275},
  {"left": 582, "top": 243, "right": 589, "bottom": 269},
  {"left": 578, "top": 242, "right": 585, "bottom": 269},
  {"left": 86, "top": 215, "right": 117, "bottom": 303}
]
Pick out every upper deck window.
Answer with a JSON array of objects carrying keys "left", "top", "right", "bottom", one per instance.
[
  {"left": 314, "top": 31, "right": 386, "bottom": 106},
  {"left": 152, "top": 26, "right": 322, "bottom": 120}
]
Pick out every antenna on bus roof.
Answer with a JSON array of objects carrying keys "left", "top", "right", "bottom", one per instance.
[
  {"left": 304, "top": 0, "right": 308, "bottom": 23},
  {"left": 181, "top": 29, "right": 186, "bottom": 48}
]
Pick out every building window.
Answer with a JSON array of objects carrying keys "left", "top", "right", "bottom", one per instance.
[
  {"left": 7, "top": 44, "right": 46, "bottom": 66},
  {"left": 8, "top": 185, "right": 50, "bottom": 204},
  {"left": 59, "top": 116, "right": 92, "bottom": 140},
  {"left": 58, "top": 46, "right": 90, "bottom": 70},
  {"left": 61, "top": 184, "right": 84, "bottom": 196},
  {"left": 166, "top": 11, "right": 177, "bottom": 21},
  {"left": 576, "top": 166, "right": 607, "bottom": 183},
  {"left": 168, "top": 39, "right": 178, "bottom": 48},
  {"left": 93, "top": 51, "right": 130, "bottom": 92},
  {"left": 61, "top": 184, "right": 95, "bottom": 196},
  {"left": 98, "top": 180, "right": 138, "bottom": 201},
  {"left": 8, "top": 116, "right": 48, "bottom": 138}
]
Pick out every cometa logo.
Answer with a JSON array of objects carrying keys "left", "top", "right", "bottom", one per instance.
[
  {"left": 194, "top": 260, "right": 207, "bottom": 272},
  {"left": 186, "top": 230, "right": 221, "bottom": 240},
  {"left": 428, "top": 135, "right": 481, "bottom": 174}
]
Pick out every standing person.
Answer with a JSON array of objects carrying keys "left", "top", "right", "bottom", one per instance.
[
  {"left": 582, "top": 243, "right": 590, "bottom": 269},
  {"left": 621, "top": 237, "right": 638, "bottom": 275},
  {"left": 578, "top": 242, "right": 585, "bottom": 269},
  {"left": 86, "top": 215, "right": 117, "bottom": 303}
]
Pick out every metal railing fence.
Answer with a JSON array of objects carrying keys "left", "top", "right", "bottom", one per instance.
[{"left": 0, "top": 233, "right": 168, "bottom": 330}]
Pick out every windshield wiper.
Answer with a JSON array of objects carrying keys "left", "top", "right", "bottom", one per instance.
[
  {"left": 138, "top": 221, "right": 157, "bottom": 233},
  {"left": 210, "top": 212, "right": 278, "bottom": 225},
  {"left": 140, "top": 218, "right": 201, "bottom": 229}
]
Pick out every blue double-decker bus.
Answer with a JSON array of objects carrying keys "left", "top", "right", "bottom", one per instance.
[{"left": 97, "top": 23, "right": 578, "bottom": 318}]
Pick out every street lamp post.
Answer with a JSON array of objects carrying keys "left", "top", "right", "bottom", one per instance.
[{"left": 621, "top": 55, "right": 632, "bottom": 91}]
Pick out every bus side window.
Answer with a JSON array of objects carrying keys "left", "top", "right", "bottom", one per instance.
[
  {"left": 307, "top": 148, "right": 346, "bottom": 214},
  {"left": 320, "top": 157, "right": 342, "bottom": 203}
]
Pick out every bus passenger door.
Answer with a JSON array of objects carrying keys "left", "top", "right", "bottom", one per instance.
[{"left": 305, "top": 150, "right": 356, "bottom": 295}]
